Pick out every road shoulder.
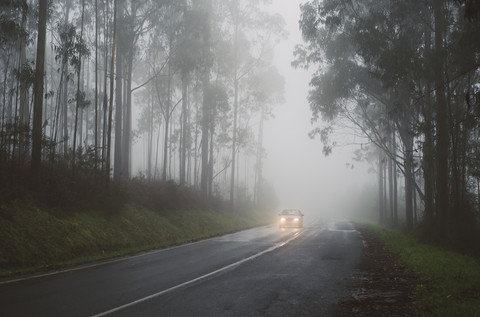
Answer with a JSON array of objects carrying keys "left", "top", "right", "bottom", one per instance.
[{"left": 334, "top": 224, "right": 417, "bottom": 316}]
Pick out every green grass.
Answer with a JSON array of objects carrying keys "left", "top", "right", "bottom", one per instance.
[
  {"left": 0, "top": 200, "right": 273, "bottom": 277},
  {"left": 366, "top": 224, "right": 480, "bottom": 317}
]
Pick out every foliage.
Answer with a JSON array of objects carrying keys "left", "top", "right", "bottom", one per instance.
[
  {"left": 0, "top": 0, "right": 27, "bottom": 46},
  {"left": 53, "top": 21, "right": 90, "bottom": 74},
  {"left": 296, "top": 0, "right": 480, "bottom": 239}
]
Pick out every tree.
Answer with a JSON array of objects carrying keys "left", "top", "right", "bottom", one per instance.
[
  {"left": 113, "top": 0, "right": 124, "bottom": 179},
  {"left": 31, "top": 0, "right": 48, "bottom": 176},
  {"left": 120, "top": 0, "right": 165, "bottom": 178},
  {"left": 296, "top": 0, "right": 426, "bottom": 230},
  {"left": 245, "top": 65, "right": 284, "bottom": 203},
  {"left": 106, "top": 0, "right": 117, "bottom": 187},
  {"left": 72, "top": 0, "right": 88, "bottom": 173},
  {"left": 222, "top": 0, "right": 286, "bottom": 204},
  {"left": 296, "top": 0, "right": 480, "bottom": 240},
  {"left": 173, "top": 5, "right": 204, "bottom": 186},
  {"left": 433, "top": 0, "right": 451, "bottom": 237},
  {"left": 191, "top": 0, "right": 213, "bottom": 197}
]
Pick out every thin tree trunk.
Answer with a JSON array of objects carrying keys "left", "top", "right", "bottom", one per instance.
[
  {"left": 31, "top": 0, "right": 48, "bottom": 176},
  {"left": 383, "top": 150, "right": 388, "bottom": 224},
  {"left": 72, "top": 0, "right": 86, "bottom": 173},
  {"left": 113, "top": 0, "right": 124, "bottom": 179},
  {"left": 423, "top": 19, "right": 435, "bottom": 227},
  {"left": 123, "top": 55, "right": 132, "bottom": 178},
  {"left": 230, "top": 21, "right": 239, "bottom": 205},
  {"left": 102, "top": 0, "right": 109, "bottom": 173},
  {"left": 62, "top": 2, "right": 71, "bottom": 157},
  {"left": 187, "top": 100, "right": 192, "bottom": 185},
  {"left": 106, "top": 0, "right": 117, "bottom": 187},
  {"left": 404, "top": 134, "right": 414, "bottom": 230},
  {"left": 162, "top": 56, "right": 172, "bottom": 181},
  {"left": 255, "top": 104, "right": 266, "bottom": 204},
  {"left": 19, "top": 7, "right": 29, "bottom": 160},
  {"left": 199, "top": 0, "right": 212, "bottom": 197},
  {"left": 424, "top": 91, "right": 435, "bottom": 223},
  {"left": 230, "top": 77, "right": 238, "bottom": 205},
  {"left": 154, "top": 114, "right": 161, "bottom": 180},
  {"left": 180, "top": 77, "right": 188, "bottom": 185},
  {"left": 378, "top": 150, "right": 385, "bottom": 224},
  {"left": 208, "top": 120, "right": 214, "bottom": 197},
  {"left": 433, "top": 0, "right": 450, "bottom": 237},
  {"left": 393, "top": 131, "right": 398, "bottom": 226},
  {"left": 1, "top": 53, "right": 11, "bottom": 158},
  {"left": 147, "top": 94, "right": 153, "bottom": 180},
  {"left": 194, "top": 98, "right": 199, "bottom": 188},
  {"left": 201, "top": 76, "right": 210, "bottom": 196},
  {"left": 388, "top": 122, "right": 394, "bottom": 226},
  {"left": 413, "top": 174, "right": 418, "bottom": 225},
  {"left": 94, "top": 0, "right": 99, "bottom": 173}
]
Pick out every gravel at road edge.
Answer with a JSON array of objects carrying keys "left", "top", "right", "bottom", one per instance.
[{"left": 334, "top": 224, "right": 417, "bottom": 317}]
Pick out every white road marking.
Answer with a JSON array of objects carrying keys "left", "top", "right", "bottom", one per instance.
[
  {"left": 91, "top": 230, "right": 304, "bottom": 317},
  {"left": 0, "top": 226, "right": 271, "bottom": 286},
  {"left": 0, "top": 241, "right": 201, "bottom": 286}
]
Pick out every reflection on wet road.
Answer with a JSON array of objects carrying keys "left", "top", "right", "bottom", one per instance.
[{"left": 0, "top": 217, "right": 363, "bottom": 316}]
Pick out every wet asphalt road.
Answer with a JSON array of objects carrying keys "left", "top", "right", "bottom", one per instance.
[{"left": 0, "top": 218, "right": 363, "bottom": 316}]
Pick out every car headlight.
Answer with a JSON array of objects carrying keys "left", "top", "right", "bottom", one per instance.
[
  {"left": 294, "top": 218, "right": 299, "bottom": 222},
  {"left": 280, "top": 217, "right": 286, "bottom": 222}
]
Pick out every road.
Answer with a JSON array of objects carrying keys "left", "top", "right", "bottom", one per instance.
[{"left": 0, "top": 218, "right": 364, "bottom": 316}]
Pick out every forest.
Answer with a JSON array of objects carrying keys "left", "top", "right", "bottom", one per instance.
[
  {"left": 3, "top": 0, "right": 480, "bottom": 253},
  {"left": 295, "top": 0, "right": 480, "bottom": 249},
  {"left": 0, "top": 0, "right": 285, "bottom": 210}
]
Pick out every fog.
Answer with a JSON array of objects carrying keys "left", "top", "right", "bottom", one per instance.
[
  {"left": 4, "top": 3, "right": 480, "bottom": 301},
  {"left": 3, "top": 0, "right": 396, "bottom": 223},
  {"left": 122, "top": 0, "right": 379, "bottom": 219},
  {"left": 262, "top": 2, "right": 376, "bottom": 219},
  {"left": 124, "top": 0, "right": 378, "bottom": 221}
]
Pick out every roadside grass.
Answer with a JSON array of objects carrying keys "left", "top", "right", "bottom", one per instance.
[
  {"left": 365, "top": 223, "right": 480, "bottom": 316},
  {"left": 0, "top": 200, "right": 273, "bottom": 277}
]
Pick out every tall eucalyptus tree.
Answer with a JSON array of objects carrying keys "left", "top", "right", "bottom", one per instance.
[
  {"left": 296, "top": 0, "right": 427, "bottom": 229},
  {"left": 245, "top": 65, "right": 284, "bottom": 203},
  {"left": 297, "top": 0, "right": 480, "bottom": 239},
  {"left": 31, "top": 0, "right": 48, "bottom": 176},
  {"left": 222, "top": 0, "right": 286, "bottom": 204}
]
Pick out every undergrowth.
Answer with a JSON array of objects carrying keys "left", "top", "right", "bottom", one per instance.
[
  {"left": 366, "top": 224, "right": 480, "bottom": 317},
  {"left": 0, "top": 200, "right": 272, "bottom": 277},
  {"left": 0, "top": 163, "right": 274, "bottom": 277}
]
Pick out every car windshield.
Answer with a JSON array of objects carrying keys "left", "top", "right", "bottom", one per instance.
[{"left": 281, "top": 209, "right": 302, "bottom": 216}]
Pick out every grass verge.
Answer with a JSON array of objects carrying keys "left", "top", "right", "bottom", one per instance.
[
  {"left": 365, "top": 223, "right": 480, "bottom": 316},
  {"left": 0, "top": 200, "right": 272, "bottom": 277}
]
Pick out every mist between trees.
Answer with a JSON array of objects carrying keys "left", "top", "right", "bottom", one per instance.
[
  {"left": 295, "top": 0, "right": 480, "bottom": 249},
  {"left": 1, "top": 0, "right": 286, "bottom": 208}
]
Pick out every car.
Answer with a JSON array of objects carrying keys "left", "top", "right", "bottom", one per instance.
[{"left": 278, "top": 209, "right": 304, "bottom": 228}]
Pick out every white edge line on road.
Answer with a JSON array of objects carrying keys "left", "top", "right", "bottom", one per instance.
[
  {"left": 0, "top": 241, "right": 200, "bottom": 286},
  {"left": 0, "top": 225, "right": 276, "bottom": 286},
  {"left": 91, "top": 230, "right": 304, "bottom": 317}
]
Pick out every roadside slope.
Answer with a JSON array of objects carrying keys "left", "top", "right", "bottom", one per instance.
[{"left": 0, "top": 200, "right": 271, "bottom": 277}]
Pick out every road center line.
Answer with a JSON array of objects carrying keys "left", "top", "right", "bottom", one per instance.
[{"left": 91, "top": 230, "right": 303, "bottom": 317}]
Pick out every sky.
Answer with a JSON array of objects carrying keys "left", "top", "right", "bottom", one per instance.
[{"left": 262, "top": 1, "right": 376, "bottom": 217}]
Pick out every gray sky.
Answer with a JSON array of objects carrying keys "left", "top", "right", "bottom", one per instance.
[{"left": 263, "top": 1, "right": 376, "bottom": 216}]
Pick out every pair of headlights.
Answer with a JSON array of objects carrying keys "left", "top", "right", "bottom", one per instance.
[{"left": 280, "top": 217, "right": 299, "bottom": 222}]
